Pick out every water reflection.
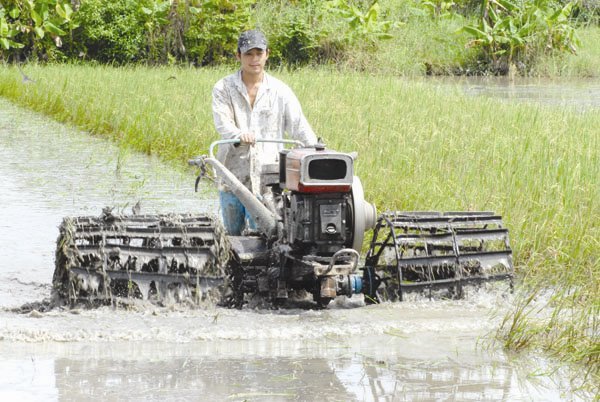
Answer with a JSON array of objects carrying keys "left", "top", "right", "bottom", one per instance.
[
  {"left": 331, "top": 357, "right": 516, "bottom": 401},
  {"left": 5, "top": 353, "right": 579, "bottom": 402},
  {"left": 0, "top": 359, "right": 58, "bottom": 402},
  {"left": 1, "top": 337, "right": 584, "bottom": 402},
  {"left": 4, "top": 354, "right": 521, "bottom": 401}
]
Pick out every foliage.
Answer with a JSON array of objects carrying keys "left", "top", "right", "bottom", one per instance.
[
  {"left": 571, "top": 0, "right": 600, "bottom": 25},
  {"left": 0, "top": 0, "right": 76, "bottom": 61},
  {"left": 184, "top": 0, "right": 256, "bottom": 65},
  {"left": 125, "top": 0, "right": 257, "bottom": 65},
  {"left": 260, "top": 0, "right": 326, "bottom": 66},
  {"left": 0, "top": 0, "right": 596, "bottom": 74},
  {"left": 1, "top": 0, "right": 255, "bottom": 65},
  {"left": 411, "top": 0, "right": 458, "bottom": 19},
  {"left": 138, "top": 0, "right": 172, "bottom": 62},
  {"left": 269, "top": 15, "right": 322, "bottom": 66},
  {"left": 461, "top": 0, "right": 580, "bottom": 73},
  {"left": 324, "top": 0, "right": 394, "bottom": 41},
  {"left": 72, "top": 0, "right": 147, "bottom": 63},
  {"left": 258, "top": 0, "right": 395, "bottom": 68}
]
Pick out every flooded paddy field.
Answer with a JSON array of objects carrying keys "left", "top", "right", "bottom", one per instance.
[
  {"left": 438, "top": 76, "right": 600, "bottom": 110},
  {"left": 0, "top": 93, "right": 589, "bottom": 401}
]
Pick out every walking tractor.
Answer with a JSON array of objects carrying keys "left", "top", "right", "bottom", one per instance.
[{"left": 53, "top": 139, "right": 514, "bottom": 308}]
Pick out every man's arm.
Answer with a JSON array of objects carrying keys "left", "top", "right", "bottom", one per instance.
[
  {"left": 212, "top": 81, "right": 243, "bottom": 140},
  {"left": 282, "top": 88, "right": 318, "bottom": 146},
  {"left": 213, "top": 81, "right": 257, "bottom": 144}
]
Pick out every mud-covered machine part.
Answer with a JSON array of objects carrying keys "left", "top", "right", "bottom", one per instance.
[
  {"left": 53, "top": 139, "right": 513, "bottom": 307},
  {"left": 53, "top": 212, "right": 227, "bottom": 304},
  {"left": 362, "top": 211, "right": 513, "bottom": 302}
]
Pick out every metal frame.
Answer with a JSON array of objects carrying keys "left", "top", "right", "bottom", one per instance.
[{"left": 364, "top": 211, "right": 514, "bottom": 301}]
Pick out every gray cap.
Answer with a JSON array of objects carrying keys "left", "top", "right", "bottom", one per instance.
[{"left": 237, "top": 30, "right": 268, "bottom": 54}]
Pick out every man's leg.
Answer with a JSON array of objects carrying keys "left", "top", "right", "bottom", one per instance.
[
  {"left": 243, "top": 208, "right": 257, "bottom": 231},
  {"left": 219, "top": 191, "right": 245, "bottom": 235}
]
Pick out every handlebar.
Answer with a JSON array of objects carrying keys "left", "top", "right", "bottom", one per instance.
[
  {"left": 188, "top": 138, "right": 307, "bottom": 170},
  {"left": 208, "top": 138, "right": 305, "bottom": 159}
]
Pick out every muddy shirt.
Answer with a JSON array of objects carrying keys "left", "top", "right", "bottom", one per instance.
[{"left": 212, "top": 71, "right": 317, "bottom": 194}]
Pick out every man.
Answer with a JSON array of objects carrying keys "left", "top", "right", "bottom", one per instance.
[{"left": 212, "top": 29, "right": 317, "bottom": 235}]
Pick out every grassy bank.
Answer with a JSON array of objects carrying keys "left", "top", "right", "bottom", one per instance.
[
  {"left": 527, "top": 26, "right": 600, "bottom": 77},
  {"left": 373, "top": 16, "right": 600, "bottom": 77},
  {"left": 0, "top": 64, "right": 598, "bottom": 390},
  {"left": 254, "top": 0, "right": 600, "bottom": 77}
]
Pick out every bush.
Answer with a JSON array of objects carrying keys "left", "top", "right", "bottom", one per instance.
[
  {"left": 71, "top": 0, "right": 147, "bottom": 63},
  {"left": 256, "top": 0, "right": 394, "bottom": 68},
  {"left": 184, "top": 0, "right": 256, "bottom": 65},
  {"left": 0, "top": 0, "right": 76, "bottom": 62},
  {"left": 572, "top": 0, "right": 600, "bottom": 25},
  {"left": 72, "top": 0, "right": 255, "bottom": 65},
  {"left": 1, "top": 0, "right": 397, "bottom": 67},
  {"left": 460, "top": 0, "right": 580, "bottom": 74},
  {"left": 258, "top": 1, "right": 325, "bottom": 67}
]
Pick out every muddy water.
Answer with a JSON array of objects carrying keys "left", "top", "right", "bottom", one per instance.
[{"left": 0, "top": 96, "right": 586, "bottom": 401}]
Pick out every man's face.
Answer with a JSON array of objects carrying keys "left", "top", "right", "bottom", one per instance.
[{"left": 237, "top": 48, "right": 269, "bottom": 76}]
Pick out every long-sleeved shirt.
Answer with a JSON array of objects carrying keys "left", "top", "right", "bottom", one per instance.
[{"left": 212, "top": 70, "right": 317, "bottom": 194}]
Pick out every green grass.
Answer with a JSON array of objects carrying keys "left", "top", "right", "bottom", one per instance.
[{"left": 0, "top": 64, "right": 598, "bottom": 391}]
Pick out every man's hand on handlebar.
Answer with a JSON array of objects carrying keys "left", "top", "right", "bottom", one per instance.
[{"left": 239, "top": 132, "right": 256, "bottom": 145}]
